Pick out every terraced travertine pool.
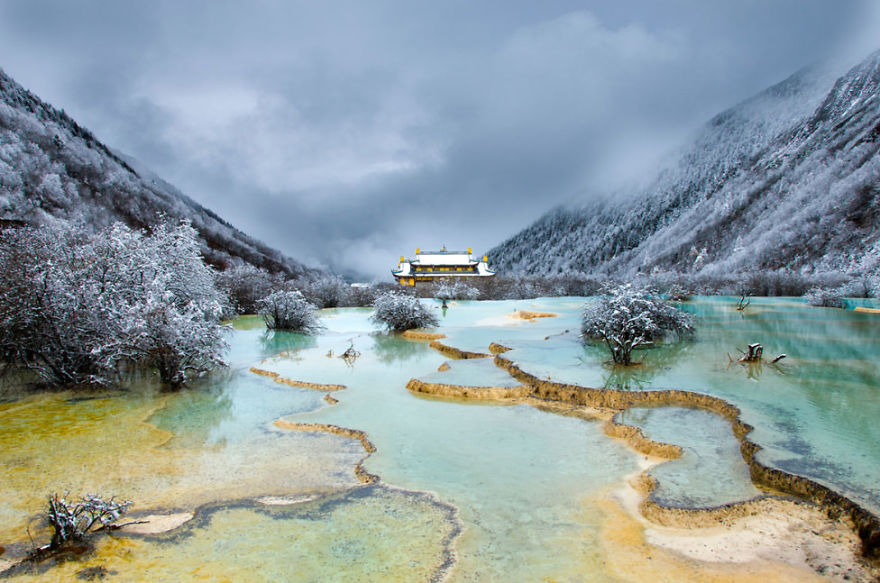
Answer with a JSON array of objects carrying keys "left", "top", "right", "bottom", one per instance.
[{"left": 0, "top": 297, "right": 878, "bottom": 582}]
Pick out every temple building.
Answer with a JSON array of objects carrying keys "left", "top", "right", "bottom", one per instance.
[{"left": 392, "top": 247, "right": 495, "bottom": 287}]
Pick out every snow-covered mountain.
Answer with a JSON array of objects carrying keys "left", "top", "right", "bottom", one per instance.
[
  {"left": 490, "top": 50, "right": 880, "bottom": 280},
  {"left": 0, "top": 68, "right": 317, "bottom": 277}
]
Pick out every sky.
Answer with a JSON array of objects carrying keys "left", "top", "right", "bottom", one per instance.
[{"left": 0, "top": 0, "right": 877, "bottom": 279}]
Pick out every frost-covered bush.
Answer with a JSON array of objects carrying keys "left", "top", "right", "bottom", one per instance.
[
  {"left": 46, "top": 493, "right": 130, "bottom": 550},
  {"left": 433, "top": 280, "right": 480, "bottom": 301},
  {"left": 464, "top": 274, "right": 604, "bottom": 300},
  {"left": 371, "top": 292, "right": 439, "bottom": 332},
  {"left": 297, "top": 275, "right": 348, "bottom": 308},
  {"left": 0, "top": 221, "right": 228, "bottom": 387},
  {"left": 804, "top": 286, "right": 846, "bottom": 308},
  {"left": 346, "top": 284, "right": 377, "bottom": 307},
  {"left": 215, "top": 264, "right": 284, "bottom": 314},
  {"left": 743, "top": 270, "right": 821, "bottom": 297},
  {"left": 582, "top": 284, "right": 693, "bottom": 365},
  {"left": 133, "top": 222, "right": 229, "bottom": 386},
  {"left": 665, "top": 284, "right": 692, "bottom": 302},
  {"left": 839, "top": 276, "right": 875, "bottom": 299},
  {"left": 257, "top": 290, "right": 321, "bottom": 332}
]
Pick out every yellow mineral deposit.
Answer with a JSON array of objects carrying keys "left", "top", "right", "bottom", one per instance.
[
  {"left": 249, "top": 366, "right": 346, "bottom": 391},
  {"left": 508, "top": 310, "right": 558, "bottom": 320},
  {"left": 599, "top": 462, "right": 877, "bottom": 582},
  {"left": 401, "top": 330, "right": 448, "bottom": 340},
  {"left": 428, "top": 339, "right": 491, "bottom": 359},
  {"left": 406, "top": 378, "right": 529, "bottom": 400}
]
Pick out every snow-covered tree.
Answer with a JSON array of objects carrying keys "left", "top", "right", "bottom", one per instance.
[
  {"left": 300, "top": 275, "right": 350, "bottom": 308},
  {"left": 581, "top": 284, "right": 693, "bottom": 365},
  {"left": 839, "top": 276, "right": 875, "bottom": 299},
  {"left": 214, "top": 264, "right": 284, "bottom": 314},
  {"left": 371, "top": 291, "right": 439, "bottom": 332},
  {"left": 346, "top": 283, "right": 377, "bottom": 307},
  {"left": 432, "top": 280, "right": 480, "bottom": 301},
  {"left": 131, "top": 222, "right": 229, "bottom": 386},
  {"left": 0, "top": 220, "right": 228, "bottom": 387},
  {"left": 804, "top": 286, "right": 845, "bottom": 308},
  {"left": 257, "top": 290, "right": 321, "bottom": 332}
]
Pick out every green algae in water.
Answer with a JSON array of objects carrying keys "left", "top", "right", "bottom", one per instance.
[
  {"left": 617, "top": 406, "right": 761, "bottom": 508},
  {"left": 2, "top": 486, "right": 458, "bottom": 583},
  {"left": 0, "top": 368, "right": 362, "bottom": 546}
]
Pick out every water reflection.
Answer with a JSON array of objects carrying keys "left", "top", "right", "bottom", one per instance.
[
  {"left": 600, "top": 364, "right": 651, "bottom": 390},
  {"left": 726, "top": 359, "right": 788, "bottom": 380},
  {"left": 147, "top": 381, "right": 234, "bottom": 448},
  {"left": 258, "top": 329, "right": 317, "bottom": 359},
  {"left": 371, "top": 333, "right": 429, "bottom": 364},
  {"left": 591, "top": 342, "right": 690, "bottom": 390}
]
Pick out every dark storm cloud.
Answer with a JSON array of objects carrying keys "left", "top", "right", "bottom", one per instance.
[{"left": 0, "top": 0, "right": 876, "bottom": 278}]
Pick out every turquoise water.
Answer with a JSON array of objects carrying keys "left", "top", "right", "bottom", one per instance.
[
  {"left": 616, "top": 406, "right": 762, "bottom": 508},
  {"left": 256, "top": 315, "right": 640, "bottom": 581},
  {"left": 1, "top": 296, "right": 878, "bottom": 581},
  {"left": 489, "top": 297, "right": 880, "bottom": 515},
  {"left": 417, "top": 358, "right": 525, "bottom": 388}
]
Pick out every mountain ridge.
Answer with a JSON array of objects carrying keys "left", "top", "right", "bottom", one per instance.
[
  {"left": 0, "top": 67, "right": 318, "bottom": 277},
  {"left": 489, "top": 50, "right": 880, "bottom": 281}
]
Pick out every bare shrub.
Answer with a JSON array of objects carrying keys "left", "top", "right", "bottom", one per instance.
[{"left": 45, "top": 493, "right": 131, "bottom": 550}]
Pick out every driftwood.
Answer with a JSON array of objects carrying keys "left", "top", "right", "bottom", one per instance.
[
  {"left": 740, "top": 343, "right": 763, "bottom": 362},
  {"left": 736, "top": 294, "right": 751, "bottom": 311},
  {"left": 339, "top": 342, "right": 360, "bottom": 366},
  {"left": 729, "top": 343, "right": 786, "bottom": 365}
]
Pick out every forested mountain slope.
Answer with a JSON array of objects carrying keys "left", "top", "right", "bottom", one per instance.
[
  {"left": 0, "top": 68, "right": 316, "bottom": 276},
  {"left": 490, "top": 50, "right": 880, "bottom": 280}
]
